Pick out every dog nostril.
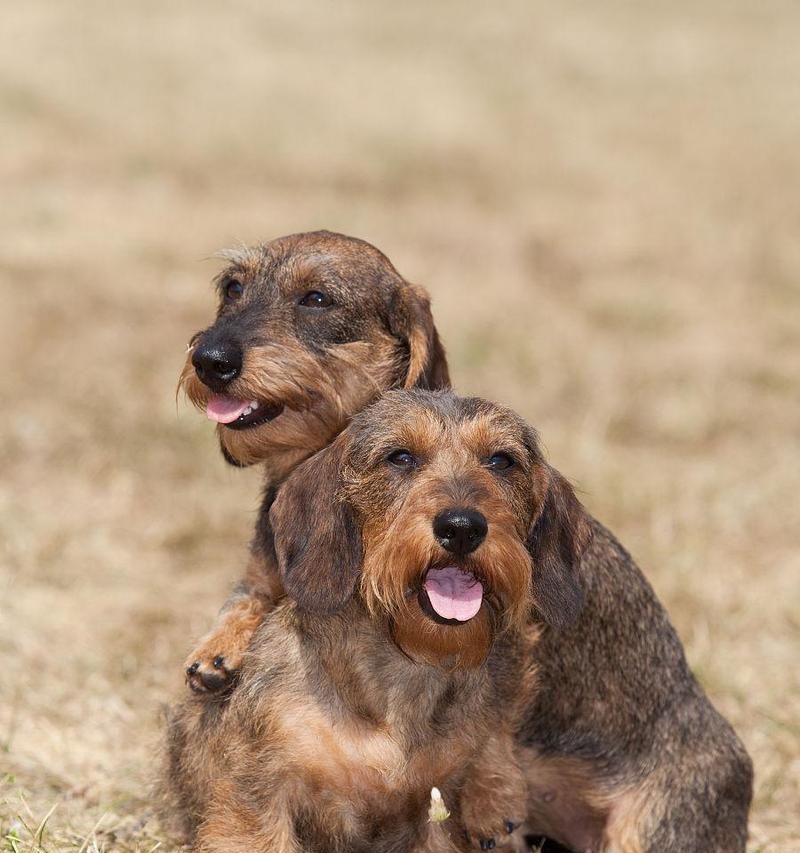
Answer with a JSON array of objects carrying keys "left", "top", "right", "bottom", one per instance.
[{"left": 213, "top": 360, "right": 235, "bottom": 378}]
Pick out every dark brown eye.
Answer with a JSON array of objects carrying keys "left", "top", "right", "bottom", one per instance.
[
  {"left": 298, "top": 290, "right": 332, "bottom": 309},
  {"left": 387, "top": 449, "right": 417, "bottom": 469},
  {"left": 224, "top": 280, "right": 244, "bottom": 301},
  {"left": 487, "top": 452, "right": 514, "bottom": 471}
]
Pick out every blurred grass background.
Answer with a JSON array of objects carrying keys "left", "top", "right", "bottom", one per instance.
[{"left": 1, "top": 1, "right": 798, "bottom": 850}]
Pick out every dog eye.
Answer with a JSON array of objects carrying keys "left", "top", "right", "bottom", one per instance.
[
  {"left": 224, "top": 280, "right": 244, "bottom": 302},
  {"left": 298, "top": 290, "right": 332, "bottom": 309},
  {"left": 486, "top": 452, "right": 514, "bottom": 471},
  {"left": 387, "top": 449, "right": 417, "bottom": 469}
]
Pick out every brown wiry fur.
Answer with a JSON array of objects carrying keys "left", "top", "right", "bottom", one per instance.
[
  {"left": 178, "top": 231, "right": 449, "bottom": 692},
  {"left": 174, "top": 233, "right": 752, "bottom": 851},
  {"left": 163, "top": 391, "right": 594, "bottom": 852}
]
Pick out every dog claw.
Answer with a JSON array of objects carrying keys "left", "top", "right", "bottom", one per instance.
[{"left": 468, "top": 825, "right": 517, "bottom": 849}]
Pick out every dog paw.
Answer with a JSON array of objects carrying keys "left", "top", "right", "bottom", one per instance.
[
  {"left": 182, "top": 600, "right": 266, "bottom": 695},
  {"left": 460, "top": 755, "right": 527, "bottom": 851},
  {"left": 184, "top": 649, "right": 242, "bottom": 694},
  {"left": 464, "top": 820, "right": 521, "bottom": 850}
]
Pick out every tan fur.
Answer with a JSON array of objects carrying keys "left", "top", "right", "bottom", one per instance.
[
  {"left": 402, "top": 284, "right": 439, "bottom": 388},
  {"left": 604, "top": 785, "right": 653, "bottom": 853}
]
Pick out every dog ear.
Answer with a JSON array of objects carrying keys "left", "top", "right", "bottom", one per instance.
[
  {"left": 386, "top": 283, "right": 450, "bottom": 390},
  {"left": 527, "top": 465, "right": 592, "bottom": 629},
  {"left": 270, "top": 434, "right": 361, "bottom": 613}
]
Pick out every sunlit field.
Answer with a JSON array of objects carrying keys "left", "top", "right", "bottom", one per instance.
[{"left": 1, "top": 2, "right": 798, "bottom": 849}]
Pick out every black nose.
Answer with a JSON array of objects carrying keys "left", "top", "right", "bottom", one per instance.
[
  {"left": 192, "top": 339, "right": 243, "bottom": 391},
  {"left": 433, "top": 508, "right": 488, "bottom": 556}
]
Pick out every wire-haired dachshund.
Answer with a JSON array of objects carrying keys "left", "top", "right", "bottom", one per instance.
[
  {"left": 177, "top": 231, "right": 449, "bottom": 692},
  {"left": 164, "top": 389, "right": 590, "bottom": 851},
  {"left": 166, "top": 389, "right": 752, "bottom": 851}
]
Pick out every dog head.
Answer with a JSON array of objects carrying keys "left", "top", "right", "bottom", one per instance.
[
  {"left": 179, "top": 231, "right": 449, "bottom": 476},
  {"left": 270, "top": 390, "right": 592, "bottom": 668}
]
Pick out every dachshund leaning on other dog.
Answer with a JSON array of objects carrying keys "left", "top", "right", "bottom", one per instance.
[
  {"left": 177, "top": 230, "right": 449, "bottom": 693},
  {"left": 167, "top": 233, "right": 752, "bottom": 852}
]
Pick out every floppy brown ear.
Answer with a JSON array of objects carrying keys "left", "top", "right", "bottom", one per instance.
[
  {"left": 386, "top": 283, "right": 450, "bottom": 390},
  {"left": 527, "top": 466, "right": 592, "bottom": 629},
  {"left": 270, "top": 435, "right": 361, "bottom": 613}
]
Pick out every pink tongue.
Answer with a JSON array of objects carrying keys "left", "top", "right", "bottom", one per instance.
[
  {"left": 205, "top": 395, "right": 252, "bottom": 424},
  {"left": 423, "top": 566, "right": 484, "bottom": 622}
]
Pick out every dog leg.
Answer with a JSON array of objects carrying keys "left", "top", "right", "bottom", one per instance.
[
  {"left": 604, "top": 739, "right": 752, "bottom": 853},
  {"left": 412, "top": 819, "right": 467, "bottom": 853},
  {"left": 459, "top": 728, "right": 528, "bottom": 850},
  {"left": 184, "top": 552, "right": 283, "bottom": 693},
  {"left": 196, "top": 783, "right": 304, "bottom": 853},
  {"left": 514, "top": 719, "right": 752, "bottom": 853}
]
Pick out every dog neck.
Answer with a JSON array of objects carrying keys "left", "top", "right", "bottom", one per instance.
[
  {"left": 293, "top": 600, "right": 492, "bottom": 735},
  {"left": 390, "top": 600, "right": 496, "bottom": 670}
]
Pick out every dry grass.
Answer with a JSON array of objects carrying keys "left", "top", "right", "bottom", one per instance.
[{"left": 1, "top": 1, "right": 798, "bottom": 850}]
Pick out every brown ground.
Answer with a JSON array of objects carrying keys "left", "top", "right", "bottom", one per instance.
[{"left": 1, "top": 1, "right": 798, "bottom": 850}]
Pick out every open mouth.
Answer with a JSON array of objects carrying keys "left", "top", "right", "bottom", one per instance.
[
  {"left": 205, "top": 395, "right": 285, "bottom": 431},
  {"left": 419, "top": 565, "right": 484, "bottom": 624}
]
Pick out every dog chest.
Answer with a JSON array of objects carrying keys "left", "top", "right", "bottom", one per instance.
[{"left": 273, "top": 696, "right": 467, "bottom": 796}]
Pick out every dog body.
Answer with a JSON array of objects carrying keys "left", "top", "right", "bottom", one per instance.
[
  {"left": 173, "top": 600, "right": 530, "bottom": 853},
  {"left": 515, "top": 519, "right": 753, "bottom": 852}
]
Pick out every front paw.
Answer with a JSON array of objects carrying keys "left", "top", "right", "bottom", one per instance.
[
  {"left": 463, "top": 820, "right": 522, "bottom": 850},
  {"left": 184, "top": 649, "right": 242, "bottom": 695},
  {"left": 460, "top": 773, "right": 526, "bottom": 851},
  {"left": 182, "top": 599, "right": 265, "bottom": 695}
]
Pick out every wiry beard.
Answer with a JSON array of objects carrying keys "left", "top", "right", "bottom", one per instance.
[
  {"left": 178, "top": 340, "right": 400, "bottom": 477},
  {"left": 357, "top": 485, "right": 533, "bottom": 669}
]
